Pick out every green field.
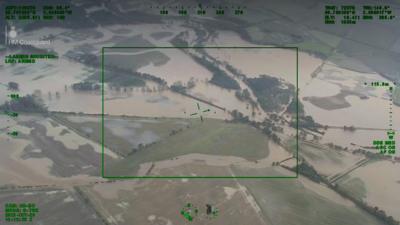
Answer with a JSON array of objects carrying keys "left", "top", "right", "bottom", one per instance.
[
  {"left": 234, "top": 167, "right": 382, "bottom": 225},
  {"left": 309, "top": 30, "right": 342, "bottom": 48},
  {"left": 81, "top": 166, "right": 266, "bottom": 225},
  {"left": 337, "top": 176, "right": 367, "bottom": 201},
  {"left": 112, "top": 35, "right": 155, "bottom": 52},
  {"left": 104, "top": 50, "right": 170, "bottom": 71},
  {"left": 107, "top": 119, "right": 270, "bottom": 176},
  {"left": 53, "top": 114, "right": 189, "bottom": 156},
  {"left": 298, "top": 142, "right": 364, "bottom": 177},
  {"left": 393, "top": 86, "right": 400, "bottom": 106}
]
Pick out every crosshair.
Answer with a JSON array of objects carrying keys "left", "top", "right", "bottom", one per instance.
[{"left": 190, "top": 102, "right": 210, "bottom": 122}]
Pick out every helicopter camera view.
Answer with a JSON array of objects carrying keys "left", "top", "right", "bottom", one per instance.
[{"left": 0, "top": 0, "right": 399, "bottom": 225}]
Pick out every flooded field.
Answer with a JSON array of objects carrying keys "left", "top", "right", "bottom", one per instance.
[
  {"left": 337, "top": 160, "right": 400, "bottom": 220},
  {"left": 0, "top": 58, "right": 90, "bottom": 105},
  {"left": 301, "top": 63, "right": 399, "bottom": 129},
  {"left": 187, "top": 81, "right": 266, "bottom": 121},
  {"left": 138, "top": 49, "right": 213, "bottom": 85},
  {"left": 57, "top": 114, "right": 192, "bottom": 155},
  {"left": 2, "top": 24, "right": 300, "bottom": 123},
  {"left": 320, "top": 129, "right": 400, "bottom": 156},
  {"left": 0, "top": 115, "right": 109, "bottom": 186},
  {"left": 208, "top": 31, "right": 323, "bottom": 87},
  {"left": 299, "top": 142, "right": 365, "bottom": 177},
  {"left": 46, "top": 83, "right": 231, "bottom": 119}
]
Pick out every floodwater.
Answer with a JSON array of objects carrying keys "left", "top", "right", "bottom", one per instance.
[
  {"left": 1, "top": 57, "right": 90, "bottom": 105},
  {"left": 301, "top": 63, "right": 399, "bottom": 128},
  {"left": 187, "top": 81, "right": 266, "bottom": 121},
  {"left": 321, "top": 129, "right": 400, "bottom": 156},
  {"left": 5, "top": 22, "right": 399, "bottom": 154},
  {"left": 346, "top": 160, "right": 400, "bottom": 220},
  {"left": 208, "top": 31, "right": 323, "bottom": 87},
  {"left": 302, "top": 63, "right": 399, "bottom": 155},
  {"left": 137, "top": 49, "right": 213, "bottom": 85},
  {"left": 48, "top": 83, "right": 230, "bottom": 120}
]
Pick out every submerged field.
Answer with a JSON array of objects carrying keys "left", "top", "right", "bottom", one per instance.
[
  {"left": 299, "top": 141, "right": 365, "bottom": 177},
  {"left": 336, "top": 160, "right": 400, "bottom": 221},
  {"left": 1, "top": 7, "right": 399, "bottom": 225}
]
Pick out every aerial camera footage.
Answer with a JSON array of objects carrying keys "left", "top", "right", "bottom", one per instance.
[{"left": 0, "top": 1, "right": 399, "bottom": 225}]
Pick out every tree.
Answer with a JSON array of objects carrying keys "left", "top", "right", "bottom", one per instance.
[
  {"left": 0, "top": 95, "right": 47, "bottom": 113},
  {"left": 187, "top": 77, "right": 196, "bottom": 89},
  {"left": 8, "top": 82, "right": 19, "bottom": 91}
]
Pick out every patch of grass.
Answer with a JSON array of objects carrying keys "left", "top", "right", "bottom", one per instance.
[
  {"left": 107, "top": 119, "right": 269, "bottom": 176},
  {"left": 113, "top": 35, "right": 155, "bottom": 53},
  {"left": 337, "top": 176, "right": 367, "bottom": 201},
  {"left": 310, "top": 30, "right": 342, "bottom": 48},
  {"left": 295, "top": 40, "right": 333, "bottom": 58},
  {"left": 300, "top": 142, "right": 342, "bottom": 165},
  {"left": 54, "top": 115, "right": 188, "bottom": 156},
  {"left": 104, "top": 50, "right": 170, "bottom": 71},
  {"left": 234, "top": 167, "right": 382, "bottom": 225},
  {"left": 150, "top": 31, "right": 173, "bottom": 40},
  {"left": 393, "top": 86, "right": 400, "bottom": 107}
]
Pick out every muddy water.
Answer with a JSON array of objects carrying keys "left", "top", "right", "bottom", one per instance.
[
  {"left": 137, "top": 49, "right": 214, "bottom": 85},
  {"left": 1, "top": 58, "right": 90, "bottom": 104},
  {"left": 302, "top": 63, "right": 399, "bottom": 128},
  {"left": 347, "top": 161, "right": 400, "bottom": 220},
  {"left": 302, "top": 63, "right": 400, "bottom": 155},
  {"left": 187, "top": 81, "right": 265, "bottom": 121},
  {"left": 48, "top": 84, "right": 230, "bottom": 120},
  {"left": 208, "top": 31, "right": 323, "bottom": 87}
]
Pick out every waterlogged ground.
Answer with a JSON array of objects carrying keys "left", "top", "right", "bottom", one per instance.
[
  {"left": 0, "top": 114, "right": 113, "bottom": 186},
  {"left": 1, "top": 19, "right": 399, "bottom": 225},
  {"left": 337, "top": 160, "right": 400, "bottom": 221}
]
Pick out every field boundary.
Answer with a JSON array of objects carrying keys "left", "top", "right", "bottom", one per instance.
[{"left": 101, "top": 46, "right": 299, "bottom": 179}]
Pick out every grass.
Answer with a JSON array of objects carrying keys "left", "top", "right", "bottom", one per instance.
[
  {"left": 81, "top": 166, "right": 266, "bottom": 225},
  {"left": 113, "top": 35, "right": 155, "bottom": 52},
  {"left": 150, "top": 31, "right": 173, "bottom": 40},
  {"left": 295, "top": 41, "right": 333, "bottom": 57},
  {"left": 393, "top": 86, "right": 400, "bottom": 107},
  {"left": 310, "top": 30, "right": 342, "bottom": 48},
  {"left": 54, "top": 114, "right": 189, "bottom": 155},
  {"left": 234, "top": 167, "right": 382, "bottom": 225},
  {"left": 104, "top": 50, "right": 170, "bottom": 71},
  {"left": 106, "top": 119, "right": 269, "bottom": 176},
  {"left": 300, "top": 142, "right": 342, "bottom": 164},
  {"left": 337, "top": 176, "right": 367, "bottom": 201}
]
